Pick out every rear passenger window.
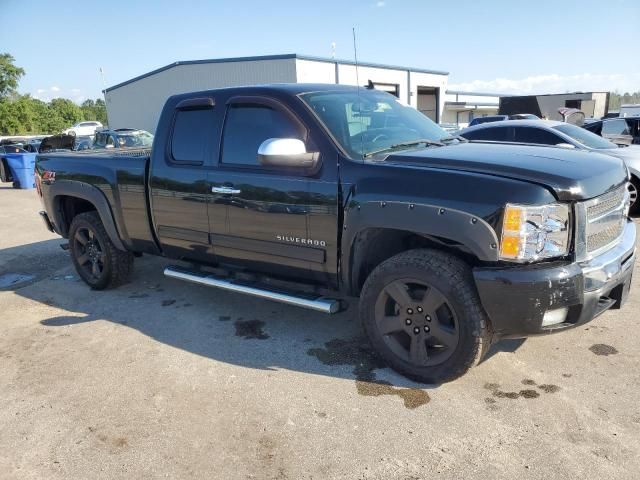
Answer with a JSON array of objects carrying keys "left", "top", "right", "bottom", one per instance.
[
  {"left": 464, "top": 126, "right": 511, "bottom": 142},
  {"left": 221, "top": 104, "right": 302, "bottom": 166},
  {"left": 171, "top": 109, "right": 213, "bottom": 163},
  {"left": 513, "top": 127, "right": 563, "bottom": 145}
]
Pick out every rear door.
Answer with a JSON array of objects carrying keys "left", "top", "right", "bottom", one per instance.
[
  {"left": 208, "top": 95, "right": 339, "bottom": 283},
  {"left": 149, "top": 98, "right": 217, "bottom": 262}
]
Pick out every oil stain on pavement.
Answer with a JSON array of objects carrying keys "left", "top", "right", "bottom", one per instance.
[
  {"left": 589, "top": 344, "right": 619, "bottom": 356},
  {"left": 234, "top": 319, "right": 270, "bottom": 340},
  {"left": 484, "top": 379, "right": 561, "bottom": 403},
  {"left": 307, "top": 338, "right": 430, "bottom": 409}
]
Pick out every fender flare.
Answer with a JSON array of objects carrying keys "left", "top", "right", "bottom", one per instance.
[
  {"left": 342, "top": 200, "right": 500, "bottom": 289},
  {"left": 48, "top": 180, "right": 126, "bottom": 251}
]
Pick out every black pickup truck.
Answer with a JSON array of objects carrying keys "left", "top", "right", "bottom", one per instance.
[{"left": 35, "top": 84, "right": 636, "bottom": 383}]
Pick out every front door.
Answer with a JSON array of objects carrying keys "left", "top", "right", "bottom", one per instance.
[{"left": 208, "top": 96, "right": 338, "bottom": 283}]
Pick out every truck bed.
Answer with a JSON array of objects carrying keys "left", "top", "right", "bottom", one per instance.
[{"left": 36, "top": 148, "right": 157, "bottom": 253}]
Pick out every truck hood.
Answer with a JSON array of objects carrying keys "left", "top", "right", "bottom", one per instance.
[{"left": 384, "top": 142, "right": 627, "bottom": 201}]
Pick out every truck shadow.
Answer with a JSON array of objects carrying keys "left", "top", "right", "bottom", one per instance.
[{"left": 11, "top": 246, "right": 524, "bottom": 390}]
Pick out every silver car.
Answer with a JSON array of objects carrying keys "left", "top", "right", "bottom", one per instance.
[{"left": 459, "top": 120, "right": 640, "bottom": 212}]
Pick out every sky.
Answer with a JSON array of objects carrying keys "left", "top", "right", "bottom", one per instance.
[{"left": 1, "top": 0, "right": 638, "bottom": 103}]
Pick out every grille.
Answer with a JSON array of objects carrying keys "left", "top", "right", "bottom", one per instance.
[{"left": 585, "top": 185, "right": 627, "bottom": 255}]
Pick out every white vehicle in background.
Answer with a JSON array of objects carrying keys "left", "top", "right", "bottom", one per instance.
[
  {"left": 620, "top": 105, "right": 640, "bottom": 118},
  {"left": 62, "top": 121, "right": 103, "bottom": 136}
]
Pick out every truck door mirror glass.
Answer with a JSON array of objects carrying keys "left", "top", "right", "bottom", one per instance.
[
  {"left": 556, "top": 143, "right": 576, "bottom": 149},
  {"left": 257, "top": 138, "right": 319, "bottom": 168}
]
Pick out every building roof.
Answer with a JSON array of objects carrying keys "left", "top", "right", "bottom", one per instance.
[
  {"left": 104, "top": 53, "right": 449, "bottom": 93},
  {"left": 446, "top": 90, "right": 508, "bottom": 97}
]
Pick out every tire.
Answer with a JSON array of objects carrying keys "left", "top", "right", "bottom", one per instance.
[
  {"left": 628, "top": 177, "right": 639, "bottom": 215},
  {"left": 359, "top": 249, "right": 492, "bottom": 384},
  {"left": 68, "top": 211, "right": 134, "bottom": 290}
]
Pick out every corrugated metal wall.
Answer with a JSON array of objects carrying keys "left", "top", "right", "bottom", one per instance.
[
  {"left": 105, "top": 58, "right": 297, "bottom": 133},
  {"left": 106, "top": 57, "right": 450, "bottom": 132}
]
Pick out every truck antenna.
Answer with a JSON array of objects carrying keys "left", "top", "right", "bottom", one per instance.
[{"left": 352, "top": 27, "right": 365, "bottom": 160}]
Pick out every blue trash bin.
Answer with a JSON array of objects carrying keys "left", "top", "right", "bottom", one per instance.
[{"left": 3, "top": 153, "right": 37, "bottom": 189}]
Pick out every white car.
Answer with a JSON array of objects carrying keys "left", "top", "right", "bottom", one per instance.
[{"left": 62, "top": 121, "right": 103, "bottom": 136}]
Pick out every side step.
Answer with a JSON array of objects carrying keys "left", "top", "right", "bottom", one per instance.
[{"left": 163, "top": 266, "right": 340, "bottom": 314}]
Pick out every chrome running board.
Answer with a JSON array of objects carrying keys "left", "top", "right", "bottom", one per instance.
[{"left": 164, "top": 266, "right": 340, "bottom": 314}]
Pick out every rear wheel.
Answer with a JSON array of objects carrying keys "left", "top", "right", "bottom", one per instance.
[
  {"left": 69, "top": 211, "right": 133, "bottom": 289},
  {"left": 360, "top": 249, "right": 492, "bottom": 384}
]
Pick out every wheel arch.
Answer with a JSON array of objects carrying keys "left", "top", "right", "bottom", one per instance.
[
  {"left": 49, "top": 181, "right": 126, "bottom": 251},
  {"left": 343, "top": 201, "right": 500, "bottom": 295}
]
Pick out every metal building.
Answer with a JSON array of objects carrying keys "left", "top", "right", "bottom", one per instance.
[
  {"left": 499, "top": 92, "right": 610, "bottom": 120},
  {"left": 104, "top": 54, "right": 449, "bottom": 133}
]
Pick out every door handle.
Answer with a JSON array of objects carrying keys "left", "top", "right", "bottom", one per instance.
[{"left": 212, "top": 186, "right": 241, "bottom": 195}]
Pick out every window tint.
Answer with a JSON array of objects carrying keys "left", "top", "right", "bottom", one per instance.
[
  {"left": 552, "top": 124, "right": 616, "bottom": 150},
  {"left": 221, "top": 104, "right": 301, "bottom": 166},
  {"left": 602, "top": 119, "right": 630, "bottom": 136},
  {"left": 463, "top": 126, "right": 511, "bottom": 142},
  {"left": 513, "top": 127, "right": 563, "bottom": 145},
  {"left": 171, "top": 109, "right": 213, "bottom": 163}
]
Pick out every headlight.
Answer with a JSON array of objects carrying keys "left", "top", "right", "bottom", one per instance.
[{"left": 499, "top": 203, "right": 570, "bottom": 262}]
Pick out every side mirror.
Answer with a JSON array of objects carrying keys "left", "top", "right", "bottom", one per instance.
[
  {"left": 257, "top": 138, "right": 319, "bottom": 168},
  {"left": 556, "top": 143, "right": 576, "bottom": 149}
]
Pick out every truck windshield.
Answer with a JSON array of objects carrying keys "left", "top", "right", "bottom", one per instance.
[{"left": 300, "top": 89, "right": 449, "bottom": 159}]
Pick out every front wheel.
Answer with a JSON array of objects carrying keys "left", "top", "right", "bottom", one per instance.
[
  {"left": 360, "top": 249, "right": 492, "bottom": 384},
  {"left": 69, "top": 211, "right": 134, "bottom": 289}
]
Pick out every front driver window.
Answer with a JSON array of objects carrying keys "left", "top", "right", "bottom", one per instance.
[{"left": 221, "top": 104, "right": 302, "bottom": 166}]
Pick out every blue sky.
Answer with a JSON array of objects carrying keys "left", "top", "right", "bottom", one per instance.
[{"left": 1, "top": 0, "right": 638, "bottom": 102}]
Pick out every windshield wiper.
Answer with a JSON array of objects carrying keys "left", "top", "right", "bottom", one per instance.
[
  {"left": 363, "top": 139, "right": 444, "bottom": 158},
  {"left": 440, "top": 135, "right": 468, "bottom": 144}
]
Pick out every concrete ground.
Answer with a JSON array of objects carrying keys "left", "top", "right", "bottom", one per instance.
[{"left": 1, "top": 185, "right": 639, "bottom": 480}]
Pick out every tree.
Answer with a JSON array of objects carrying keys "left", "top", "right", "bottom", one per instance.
[
  {"left": 0, "top": 53, "right": 25, "bottom": 99},
  {"left": 49, "top": 98, "right": 83, "bottom": 127}
]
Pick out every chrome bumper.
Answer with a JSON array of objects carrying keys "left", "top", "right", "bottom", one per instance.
[{"left": 581, "top": 218, "right": 636, "bottom": 292}]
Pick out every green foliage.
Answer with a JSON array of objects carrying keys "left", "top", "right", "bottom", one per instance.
[
  {"left": 0, "top": 95, "right": 108, "bottom": 135},
  {"left": 0, "top": 52, "right": 109, "bottom": 135},
  {"left": 0, "top": 53, "right": 25, "bottom": 99},
  {"left": 609, "top": 91, "right": 640, "bottom": 111},
  {"left": 80, "top": 98, "right": 108, "bottom": 125}
]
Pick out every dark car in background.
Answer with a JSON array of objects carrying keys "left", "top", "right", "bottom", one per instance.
[
  {"left": 459, "top": 120, "right": 640, "bottom": 212},
  {"left": 468, "top": 113, "right": 539, "bottom": 127},
  {"left": 583, "top": 117, "right": 640, "bottom": 146},
  {"left": 93, "top": 129, "right": 154, "bottom": 149}
]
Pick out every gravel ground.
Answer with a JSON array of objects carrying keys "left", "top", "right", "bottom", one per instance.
[{"left": 1, "top": 186, "right": 639, "bottom": 480}]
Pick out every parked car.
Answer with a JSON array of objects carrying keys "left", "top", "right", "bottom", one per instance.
[
  {"left": 62, "top": 121, "right": 103, "bottom": 137},
  {"left": 37, "top": 134, "right": 76, "bottom": 154},
  {"left": 620, "top": 105, "right": 640, "bottom": 118},
  {"left": 468, "top": 115, "right": 508, "bottom": 126},
  {"left": 468, "top": 113, "right": 539, "bottom": 127},
  {"left": 583, "top": 117, "right": 640, "bottom": 146},
  {"left": 35, "top": 84, "right": 635, "bottom": 383},
  {"left": 459, "top": 120, "right": 640, "bottom": 212},
  {"left": 92, "top": 129, "right": 154, "bottom": 149},
  {"left": 73, "top": 136, "right": 94, "bottom": 151}
]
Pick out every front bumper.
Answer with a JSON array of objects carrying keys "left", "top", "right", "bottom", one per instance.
[{"left": 473, "top": 218, "right": 636, "bottom": 337}]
